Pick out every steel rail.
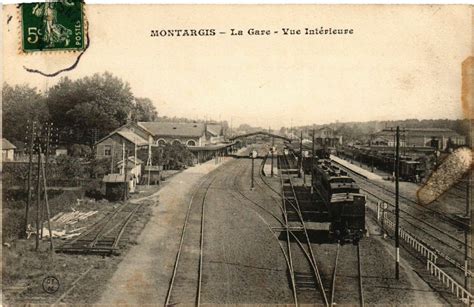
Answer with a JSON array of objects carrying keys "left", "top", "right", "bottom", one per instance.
[
  {"left": 164, "top": 174, "right": 216, "bottom": 306},
  {"left": 281, "top": 152, "right": 329, "bottom": 306},
  {"left": 359, "top": 182, "right": 472, "bottom": 252},
  {"left": 232, "top": 159, "right": 331, "bottom": 305},
  {"left": 197, "top": 176, "right": 216, "bottom": 306},
  {"left": 331, "top": 158, "right": 469, "bottom": 230},
  {"left": 357, "top": 180, "right": 471, "bottom": 249},
  {"left": 368, "top": 192, "right": 474, "bottom": 278},
  {"left": 278, "top": 156, "right": 299, "bottom": 306},
  {"left": 358, "top": 243, "right": 365, "bottom": 307},
  {"left": 330, "top": 243, "right": 364, "bottom": 307},
  {"left": 228, "top": 160, "right": 298, "bottom": 305},
  {"left": 112, "top": 203, "right": 144, "bottom": 249},
  {"left": 330, "top": 243, "right": 340, "bottom": 306}
]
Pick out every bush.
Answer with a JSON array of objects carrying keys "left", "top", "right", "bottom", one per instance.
[
  {"left": 84, "top": 180, "right": 103, "bottom": 200},
  {"left": 3, "top": 207, "right": 25, "bottom": 241}
]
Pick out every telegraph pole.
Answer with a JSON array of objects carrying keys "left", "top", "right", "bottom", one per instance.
[
  {"left": 395, "top": 126, "right": 400, "bottom": 280},
  {"left": 40, "top": 152, "right": 54, "bottom": 253},
  {"left": 123, "top": 150, "right": 129, "bottom": 201},
  {"left": 35, "top": 141, "right": 42, "bottom": 251},
  {"left": 250, "top": 150, "right": 256, "bottom": 190},
  {"left": 40, "top": 123, "right": 52, "bottom": 239},
  {"left": 299, "top": 131, "right": 303, "bottom": 178},
  {"left": 465, "top": 170, "right": 471, "bottom": 291},
  {"left": 24, "top": 121, "right": 36, "bottom": 239},
  {"left": 311, "top": 129, "right": 315, "bottom": 194},
  {"left": 271, "top": 137, "right": 274, "bottom": 177},
  {"left": 147, "top": 142, "right": 152, "bottom": 187}
]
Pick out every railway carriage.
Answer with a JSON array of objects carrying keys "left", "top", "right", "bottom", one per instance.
[{"left": 312, "top": 160, "right": 366, "bottom": 243}]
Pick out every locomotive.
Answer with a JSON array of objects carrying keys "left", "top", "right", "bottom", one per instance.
[{"left": 312, "top": 159, "right": 366, "bottom": 243}]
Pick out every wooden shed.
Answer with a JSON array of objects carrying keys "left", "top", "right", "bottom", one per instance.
[
  {"left": 102, "top": 174, "right": 135, "bottom": 201},
  {"left": 142, "top": 165, "right": 163, "bottom": 185}
]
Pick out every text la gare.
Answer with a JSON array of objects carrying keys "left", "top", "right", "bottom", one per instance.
[{"left": 231, "top": 28, "right": 301, "bottom": 35}]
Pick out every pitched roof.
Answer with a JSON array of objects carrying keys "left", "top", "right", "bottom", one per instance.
[
  {"left": 116, "top": 130, "right": 148, "bottom": 145},
  {"left": 2, "top": 138, "right": 16, "bottom": 150},
  {"left": 96, "top": 122, "right": 151, "bottom": 146},
  {"left": 117, "top": 156, "right": 144, "bottom": 166},
  {"left": 138, "top": 122, "right": 205, "bottom": 138},
  {"left": 102, "top": 173, "right": 134, "bottom": 183},
  {"left": 206, "top": 124, "right": 222, "bottom": 136}
]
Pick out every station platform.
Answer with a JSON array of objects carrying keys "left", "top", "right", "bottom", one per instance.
[{"left": 330, "top": 155, "right": 383, "bottom": 181}]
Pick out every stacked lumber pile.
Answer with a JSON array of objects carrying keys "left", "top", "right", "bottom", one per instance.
[{"left": 41, "top": 210, "right": 98, "bottom": 239}]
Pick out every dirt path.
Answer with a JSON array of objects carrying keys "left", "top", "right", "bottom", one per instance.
[{"left": 98, "top": 158, "right": 232, "bottom": 305}]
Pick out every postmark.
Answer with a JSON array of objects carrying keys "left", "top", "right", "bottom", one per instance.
[
  {"left": 21, "top": 0, "right": 85, "bottom": 52},
  {"left": 42, "top": 276, "right": 60, "bottom": 294}
]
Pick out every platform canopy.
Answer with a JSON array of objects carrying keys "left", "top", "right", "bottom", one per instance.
[{"left": 229, "top": 131, "right": 291, "bottom": 142}]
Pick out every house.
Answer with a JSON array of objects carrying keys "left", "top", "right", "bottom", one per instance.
[
  {"left": 206, "top": 123, "right": 224, "bottom": 144},
  {"left": 116, "top": 156, "right": 144, "bottom": 184},
  {"left": 95, "top": 121, "right": 229, "bottom": 168},
  {"left": 373, "top": 128, "right": 466, "bottom": 150},
  {"left": 313, "top": 127, "right": 342, "bottom": 147},
  {"left": 95, "top": 122, "right": 152, "bottom": 160},
  {"left": 2, "top": 138, "right": 16, "bottom": 161},
  {"left": 138, "top": 122, "right": 207, "bottom": 147}
]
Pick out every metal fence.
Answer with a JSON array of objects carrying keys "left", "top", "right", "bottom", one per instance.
[
  {"left": 427, "top": 260, "right": 473, "bottom": 305},
  {"left": 371, "top": 201, "right": 472, "bottom": 305}
]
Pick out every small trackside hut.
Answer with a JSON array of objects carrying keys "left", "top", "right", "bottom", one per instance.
[{"left": 103, "top": 173, "right": 135, "bottom": 201}]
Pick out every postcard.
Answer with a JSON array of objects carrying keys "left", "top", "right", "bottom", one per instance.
[{"left": 2, "top": 3, "right": 473, "bottom": 305}]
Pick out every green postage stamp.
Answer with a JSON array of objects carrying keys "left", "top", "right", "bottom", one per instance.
[{"left": 21, "top": 0, "right": 85, "bottom": 52}]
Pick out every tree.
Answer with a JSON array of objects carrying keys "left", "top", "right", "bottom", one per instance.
[
  {"left": 2, "top": 83, "right": 50, "bottom": 145},
  {"left": 46, "top": 72, "right": 134, "bottom": 145},
  {"left": 132, "top": 97, "right": 158, "bottom": 122}
]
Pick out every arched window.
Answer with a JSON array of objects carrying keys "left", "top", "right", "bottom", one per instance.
[
  {"left": 187, "top": 140, "right": 196, "bottom": 147},
  {"left": 172, "top": 139, "right": 182, "bottom": 145},
  {"left": 157, "top": 139, "right": 167, "bottom": 146}
]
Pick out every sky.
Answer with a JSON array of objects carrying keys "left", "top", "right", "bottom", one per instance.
[{"left": 3, "top": 5, "right": 472, "bottom": 129}]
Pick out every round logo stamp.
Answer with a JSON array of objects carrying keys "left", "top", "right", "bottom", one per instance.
[{"left": 42, "top": 276, "right": 60, "bottom": 294}]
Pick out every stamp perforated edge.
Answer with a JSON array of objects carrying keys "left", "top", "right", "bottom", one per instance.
[{"left": 17, "top": 1, "right": 88, "bottom": 55}]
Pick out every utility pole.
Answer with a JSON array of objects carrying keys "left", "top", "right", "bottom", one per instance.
[
  {"left": 271, "top": 137, "right": 274, "bottom": 177},
  {"left": 40, "top": 152, "right": 54, "bottom": 253},
  {"left": 40, "top": 123, "right": 52, "bottom": 239},
  {"left": 395, "top": 126, "right": 400, "bottom": 280},
  {"left": 122, "top": 141, "right": 125, "bottom": 174},
  {"left": 157, "top": 147, "right": 161, "bottom": 185},
  {"left": 311, "top": 129, "right": 315, "bottom": 195},
  {"left": 465, "top": 170, "right": 471, "bottom": 291},
  {"left": 147, "top": 141, "right": 152, "bottom": 187},
  {"left": 250, "top": 150, "right": 256, "bottom": 190},
  {"left": 299, "top": 131, "right": 303, "bottom": 178},
  {"left": 123, "top": 150, "right": 129, "bottom": 201},
  {"left": 24, "top": 120, "right": 36, "bottom": 239},
  {"left": 35, "top": 141, "right": 42, "bottom": 251}
]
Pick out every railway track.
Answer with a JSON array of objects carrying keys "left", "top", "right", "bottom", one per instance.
[
  {"left": 229, "top": 158, "right": 328, "bottom": 305},
  {"left": 56, "top": 201, "right": 144, "bottom": 255},
  {"left": 330, "top": 243, "right": 365, "bottom": 306},
  {"left": 165, "top": 174, "right": 217, "bottom": 306},
  {"left": 279, "top": 153, "right": 330, "bottom": 305},
  {"left": 331, "top": 159, "right": 473, "bottom": 282}
]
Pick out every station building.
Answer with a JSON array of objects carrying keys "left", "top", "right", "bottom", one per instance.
[
  {"left": 95, "top": 121, "right": 230, "bottom": 165},
  {"left": 372, "top": 128, "right": 466, "bottom": 150},
  {"left": 313, "top": 127, "right": 343, "bottom": 147}
]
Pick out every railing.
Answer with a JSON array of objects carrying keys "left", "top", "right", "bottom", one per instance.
[
  {"left": 427, "top": 260, "right": 472, "bottom": 305},
  {"left": 371, "top": 201, "right": 472, "bottom": 305},
  {"left": 382, "top": 213, "right": 438, "bottom": 263}
]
